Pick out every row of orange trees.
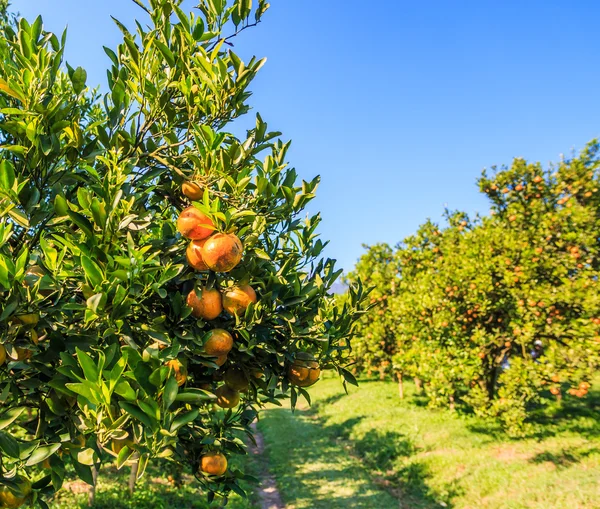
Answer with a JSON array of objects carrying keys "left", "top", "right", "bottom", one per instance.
[
  {"left": 347, "top": 141, "right": 600, "bottom": 434},
  {"left": 0, "top": 0, "right": 366, "bottom": 507}
]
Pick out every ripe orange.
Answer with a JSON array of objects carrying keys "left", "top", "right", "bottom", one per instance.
[
  {"left": 550, "top": 387, "right": 560, "bottom": 396},
  {"left": 187, "top": 288, "right": 222, "bottom": 320},
  {"left": 224, "top": 367, "right": 249, "bottom": 392},
  {"left": 176, "top": 206, "right": 214, "bottom": 240},
  {"left": 165, "top": 359, "right": 188, "bottom": 386},
  {"left": 222, "top": 285, "right": 257, "bottom": 316},
  {"left": 215, "top": 355, "right": 228, "bottom": 367},
  {"left": 204, "top": 329, "right": 234, "bottom": 356},
  {"left": 288, "top": 354, "right": 320, "bottom": 387},
  {"left": 214, "top": 385, "right": 240, "bottom": 408},
  {"left": 186, "top": 239, "right": 209, "bottom": 271},
  {"left": 182, "top": 182, "right": 203, "bottom": 201},
  {"left": 201, "top": 233, "right": 243, "bottom": 272},
  {"left": 0, "top": 476, "right": 31, "bottom": 508},
  {"left": 200, "top": 452, "right": 227, "bottom": 476}
]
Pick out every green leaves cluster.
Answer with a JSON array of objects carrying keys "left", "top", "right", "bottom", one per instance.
[
  {"left": 348, "top": 141, "right": 600, "bottom": 435},
  {"left": 0, "top": 0, "right": 366, "bottom": 504}
]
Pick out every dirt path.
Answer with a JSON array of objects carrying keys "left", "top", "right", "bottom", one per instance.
[{"left": 249, "top": 422, "right": 285, "bottom": 509}]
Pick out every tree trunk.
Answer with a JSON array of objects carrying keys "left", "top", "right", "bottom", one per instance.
[
  {"left": 449, "top": 394, "right": 455, "bottom": 411},
  {"left": 88, "top": 465, "right": 97, "bottom": 507},
  {"left": 378, "top": 365, "right": 386, "bottom": 381},
  {"left": 397, "top": 372, "right": 404, "bottom": 399},
  {"left": 486, "top": 366, "right": 499, "bottom": 400},
  {"left": 414, "top": 377, "right": 423, "bottom": 394},
  {"left": 129, "top": 460, "right": 139, "bottom": 496}
]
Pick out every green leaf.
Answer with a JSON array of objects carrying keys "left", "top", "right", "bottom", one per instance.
[
  {"left": 0, "top": 431, "right": 20, "bottom": 458},
  {"left": 25, "top": 443, "right": 61, "bottom": 466},
  {"left": 72, "top": 460, "right": 95, "bottom": 486},
  {"left": 76, "top": 348, "right": 99, "bottom": 382},
  {"left": 0, "top": 407, "right": 25, "bottom": 430},
  {"left": 120, "top": 402, "right": 155, "bottom": 429},
  {"left": 70, "top": 66, "right": 87, "bottom": 94},
  {"left": 163, "top": 376, "right": 178, "bottom": 410},
  {"left": 170, "top": 408, "right": 199, "bottom": 432},
  {"left": 0, "top": 160, "right": 15, "bottom": 190},
  {"left": 116, "top": 445, "right": 134, "bottom": 469},
  {"left": 81, "top": 256, "right": 104, "bottom": 287}
]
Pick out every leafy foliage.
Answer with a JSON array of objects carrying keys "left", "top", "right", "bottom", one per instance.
[
  {"left": 0, "top": 0, "right": 367, "bottom": 505},
  {"left": 349, "top": 143, "right": 600, "bottom": 434}
]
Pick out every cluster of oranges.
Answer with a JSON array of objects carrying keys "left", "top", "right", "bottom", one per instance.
[
  {"left": 168, "top": 181, "right": 322, "bottom": 476},
  {"left": 173, "top": 181, "right": 260, "bottom": 476}
]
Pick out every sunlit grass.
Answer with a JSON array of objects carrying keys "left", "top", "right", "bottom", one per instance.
[{"left": 258, "top": 373, "right": 600, "bottom": 509}]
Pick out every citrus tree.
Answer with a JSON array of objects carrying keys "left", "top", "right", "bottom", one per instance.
[
  {"left": 344, "top": 243, "right": 397, "bottom": 381},
  {"left": 0, "top": 1, "right": 367, "bottom": 506},
  {"left": 352, "top": 143, "right": 600, "bottom": 434}
]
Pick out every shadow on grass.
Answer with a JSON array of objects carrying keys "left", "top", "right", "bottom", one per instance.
[
  {"left": 261, "top": 405, "right": 452, "bottom": 509},
  {"left": 530, "top": 446, "right": 600, "bottom": 468}
]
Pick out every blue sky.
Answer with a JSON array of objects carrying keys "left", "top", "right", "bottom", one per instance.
[{"left": 14, "top": 1, "right": 600, "bottom": 272}]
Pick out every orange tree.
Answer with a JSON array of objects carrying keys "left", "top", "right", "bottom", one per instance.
[
  {"left": 354, "top": 143, "right": 600, "bottom": 434},
  {"left": 344, "top": 243, "right": 397, "bottom": 380},
  {"left": 0, "top": 1, "right": 367, "bottom": 506}
]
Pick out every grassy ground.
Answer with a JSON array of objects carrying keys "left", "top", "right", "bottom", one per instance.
[
  {"left": 47, "top": 457, "right": 259, "bottom": 509},
  {"left": 256, "top": 374, "right": 600, "bottom": 509}
]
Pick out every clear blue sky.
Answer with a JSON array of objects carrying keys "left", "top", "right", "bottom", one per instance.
[{"left": 14, "top": 1, "right": 600, "bottom": 272}]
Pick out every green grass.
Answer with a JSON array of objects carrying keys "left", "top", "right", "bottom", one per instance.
[
  {"left": 257, "top": 374, "right": 600, "bottom": 509},
  {"left": 47, "top": 457, "right": 259, "bottom": 509}
]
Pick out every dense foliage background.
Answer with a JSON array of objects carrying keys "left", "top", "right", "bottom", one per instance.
[{"left": 347, "top": 142, "right": 600, "bottom": 434}]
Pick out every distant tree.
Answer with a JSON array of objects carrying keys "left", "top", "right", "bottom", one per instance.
[{"left": 353, "top": 142, "right": 600, "bottom": 434}]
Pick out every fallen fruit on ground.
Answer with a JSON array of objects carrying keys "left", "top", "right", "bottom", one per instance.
[
  {"left": 200, "top": 452, "right": 227, "bottom": 476},
  {"left": 222, "top": 284, "right": 257, "bottom": 316},
  {"left": 201, "top": 233, "right": 243, "bottom": 272},
  {"left": 223, "top": 367, "right": 249, "bottom": 392},
  {"left": 288, "top": 353, "right": 321, "bottom": 387},
  {"left": 176, "top": 206, "right": 215, "bottom": 240},
  {"left": 186, "top": 239, "right": 209, "bottom": 271},
  {"left": 166, "top": 359, "right": 188, "bottom": 386},
  {"left": 182, "top": 181, "right": 203, "bottom": 200},
  {"left": 187, "top": 287, "right": 222, "bottom": 320},
  {"left": 214, "top": 385, "right": 240, "bottom": 408},
  {"left": 204, "top": 329, "right": 234, "bottom": 357}
]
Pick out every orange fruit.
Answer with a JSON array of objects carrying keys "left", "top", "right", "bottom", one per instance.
[
  {"left": 182, "top": 182, "right": 203, "bottom": 201},
  {"left": 288, "top": 354, "right": 320, "bottom": 387},
  {"left": 14, "top": 347, "right": 32, "bottom": 361},
  {"left": 200, "top": 452, "right": 227, "bottom": 476},
  {"left": 166, "top": 359, "right": 188, "bottom": 386},
  {"left": 176, "top": 206, "right": 214, "bottom": 240},
  {"left": 214, "top": 385, "right": 240, "bottom": 408},
  {"left": 222, "top": 285, "right": 257, "bottom": 316},
  {"left": 0, "top": 476, "right": 31, "bottom": 508},
  {"left": 204, "top": 329, "right": 234, "bottom": 357},
  {"left": 215, "top": 355, "right": 228, "bottom": 367},
  {"left": 224, "top": 367, "right": 249, "bottom": 392},
  {"left": 201, "top": 233, "right": 243, "bottom": 272},
  {"left": 187, "top": 288, "right": 222, "bottom": 320},
  {"left": 186, "top": 239, "right": 209, "bottom": 271},
  {"left": 550, "top": 387, "right": 560, "bottom": 396}
]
